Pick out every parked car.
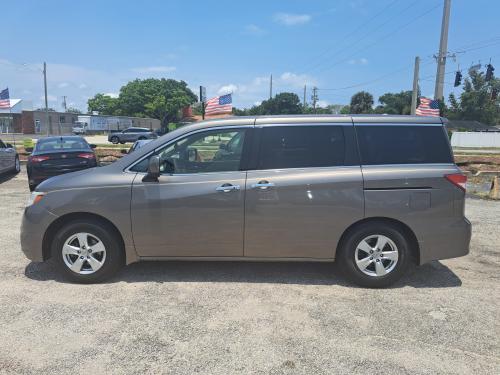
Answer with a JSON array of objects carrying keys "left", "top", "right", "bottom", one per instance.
[
  {"left": 0, "top": 139, "right": 20, "bottom": 175},
  {"left": 26, "top": 136, "right": 98, "bottom": 191},
  {"left": 21, "top": 115, "right": 471, "bottom": 286},
  {"left": 108, "top": 127, "right": 157, "bottom": 144},
  {"left": 128, "top": 139, "right": 153, "bottom": 153}
]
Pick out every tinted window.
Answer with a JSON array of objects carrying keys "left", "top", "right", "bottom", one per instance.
[
  {"left": 131, "top": 129, "right": 246, "bottom": 174},
  {"left": 259, "top": 126, "right": 345, "bottom": 170},
  {"left": 356, "top": 125, "right": 453, "bottom": 165}
]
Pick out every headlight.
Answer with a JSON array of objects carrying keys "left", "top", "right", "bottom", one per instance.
[{"left": 27, "top": 191, "right": 46, "bottom": 207}]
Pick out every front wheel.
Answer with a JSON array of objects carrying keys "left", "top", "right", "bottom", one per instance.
[
  {"left": 110, "top": 136, "right": 119, "bottom": 144},
  {"left": 13, "top": 156, "right": 20, "bottom": 174},
  {"left": 336, "top": 222, "right": 411, "bottom": 288},
  {"left": 51, "top": 219, "right": 124, "bottom": 283}
]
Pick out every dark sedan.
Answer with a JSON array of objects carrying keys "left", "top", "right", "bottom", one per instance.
[{"left": 27, "top": 136, "right": 97, "bottom": 191}]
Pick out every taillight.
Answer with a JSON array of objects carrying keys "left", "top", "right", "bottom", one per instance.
[
  {"left": 445, "top": 173, "right": 467, "bottom": 191},
  {"left": 29, "top": 155, "right": 50, "bottom": 163},
  {"left": 77, "top": 152, "right": 96, "bottom": 159}
]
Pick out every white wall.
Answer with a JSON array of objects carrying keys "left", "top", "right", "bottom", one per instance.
[{"left": 451, "top": 132, "right": 500, "bottom": 147}]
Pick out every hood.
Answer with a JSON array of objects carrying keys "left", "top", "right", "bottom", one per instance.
[{"left": 36, "top": 164, "right": 130, "bottom": 192}]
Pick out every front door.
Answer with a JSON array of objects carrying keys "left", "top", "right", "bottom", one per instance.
[
  {"left": 130, "top": 127, "right": 249, "bottom": 257},
  {"left": 244, "top": 124, "right": 364, "bottom": 259}
]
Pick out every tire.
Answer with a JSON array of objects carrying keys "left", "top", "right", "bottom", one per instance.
[
  {"left": 13, "top": 156, "right": 20, "bottom": 174},
  {"left": 110, "top": 136, "right": 119, "bottom": 144},
  {"left": 51, "top": 219, "right": 125, "bottom": 283},
  {"left": 29, "top": 183, "right": 36, "bottom": 192},
  {"left": 336, "top": 222, "right": 411, "bottom": 288}
]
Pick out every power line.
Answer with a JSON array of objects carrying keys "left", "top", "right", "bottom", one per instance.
[{"left": 297, "top": 0, "right": 402, "bottom": 74}]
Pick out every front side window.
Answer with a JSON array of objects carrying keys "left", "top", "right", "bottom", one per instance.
[
  {"left": 259, "top": 125, "right": 345, "bottom": 170},
  {"left": 131, "top": 129, "right": 246, "bottom": 174}
]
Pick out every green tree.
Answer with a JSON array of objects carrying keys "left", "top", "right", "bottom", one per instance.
[
  {"left": 375, "top": 91, "right": 413, "bottom": 115},
  {"left": 87, "top": 79, "right": 197, "bottom": 129},
  {"left": 350, "top": 91, "right": 374, "bottom": 114},
  {"left": 87, "top": 94, "right": 119, "bottom": 115},
  {"left": 242, "top": 92, "right": 303, "bottom": 115},
  {"left": 445, "top": 70, "right": 500, "bottom": 124},
  {"left": 66, "top": 107, "right": 82, "bottom": 114}
]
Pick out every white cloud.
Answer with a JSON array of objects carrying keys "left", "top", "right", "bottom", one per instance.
[
  {"left": 58, "top": 82, "right": 69, "bottom": 88},
  {"left": 244, "top": 24, "right": 266, "bottom": 36},
  {"left": 78, "top": 83, "right": 87, "bottom": 89},
  {"left": 348, "top": 58, "right": 369, "bottom": 65},
  {"left": 273, "top": 13, "right": 311, "bottom": 26},
  {"left": 217, "top": 84, "right": 238, "bottom": 95},
  {"left": 131, "top": 66, "right": 176, "bottom": 73},
  {"left": 104, "top": 92, "right": 119, "bottom": 98},
  {"left": 280, "top": 72, "right": 316, "bottom": 87},
  {"left": 316, "top": 100, "right": 329, "bottom": 107}
]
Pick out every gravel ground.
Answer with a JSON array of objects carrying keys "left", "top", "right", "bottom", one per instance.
[{"left": 0, "top": 170, "right": 499, "bottom": 375}]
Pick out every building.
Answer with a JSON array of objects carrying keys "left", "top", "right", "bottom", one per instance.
[{"left": 0, "top": 99, "right": 161, "bottom": 135}]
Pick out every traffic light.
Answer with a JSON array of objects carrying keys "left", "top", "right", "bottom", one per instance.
[
  {"left": 454, "top": 71, "right": 462, "bottom": 87},
  {"left": 485, "top": 64, "right": 495, "bottom": 81}
]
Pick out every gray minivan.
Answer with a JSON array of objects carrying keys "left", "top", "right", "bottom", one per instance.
[{"left": 21, "top": 115, "right": 471, "bottom": 287}]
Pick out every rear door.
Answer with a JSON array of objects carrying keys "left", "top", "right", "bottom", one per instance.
[{"left": 244, "top": 122, "right": 364, "bottom": 259}]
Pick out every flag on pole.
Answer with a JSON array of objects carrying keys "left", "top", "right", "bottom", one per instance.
[
  {"left": 0, "top": 88, "right": 10, "bottom": 109},
  {"left": 204, "top": 93, "right": 232, "bottom": 115},
  {"left": 415, "top": 97, "right": 440, "bottom": 117}
]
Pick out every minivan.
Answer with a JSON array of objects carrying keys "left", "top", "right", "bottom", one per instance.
[{"left": 21, "top": 115, "right": 471, "bottom": 287}]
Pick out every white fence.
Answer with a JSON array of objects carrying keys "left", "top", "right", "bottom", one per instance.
[{"left": 451, "top": 132, "right": 500, "bottom": 148}]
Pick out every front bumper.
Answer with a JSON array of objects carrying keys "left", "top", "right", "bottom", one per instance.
[{"left": 20, "top": 206, "right": 59, "bottom": 262}]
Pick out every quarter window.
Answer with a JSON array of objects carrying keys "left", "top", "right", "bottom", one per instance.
[
  {"left": 131, "top": 129, "right": 247, "bottom": 174},
  {"left": 258, "top": 126, "right": 345, "bottom": 170},
  {"left": 356, "top": 125, "right": 453, "bottom": 165}
]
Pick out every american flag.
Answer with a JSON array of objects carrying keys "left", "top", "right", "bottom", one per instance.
[
  {"left": 204, "top": 93, "right": 232, "bottom": 115},
  {"left": 416, "top": 97, "right": 440, "bottom": 117},
  {"left": 0, "top": 88, "right": 10, "bottom": 109}
]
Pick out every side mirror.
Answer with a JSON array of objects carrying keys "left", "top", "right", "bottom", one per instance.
[
  {"left": 89, "top": 144, "right": 97, "bottom": 149},
  {"left": 6, "top": 143, "right": 13, "bottom": 149},
  {"left": 143, "top": 155, "right": 160, "bottom": 182},
  {"left": 219, "top": 143, "right": 227, "bottom": 150},
  {"left": 188, "top": 147, "right": 198, "bottom": 162}
]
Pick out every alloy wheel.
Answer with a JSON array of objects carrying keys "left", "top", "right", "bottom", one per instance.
[
  {"left": 354, "top": 234, "right": 399, "bottom": 277},
  {"left": 62, "top": 232, "right": 107, "bottom": 274}
]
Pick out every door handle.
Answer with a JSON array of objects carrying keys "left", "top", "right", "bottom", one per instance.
[
  {"left": 251, "top": 181, "right": 275, "bottom": 190},
  {"left": 216, "top": 183, "right": 240, "bottom": 193}
]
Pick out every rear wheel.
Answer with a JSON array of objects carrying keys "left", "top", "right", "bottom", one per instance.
[
  {"left": 336, "top": 222, "right": 411, "bottom": 288},
  {"left": 110, "top": 136, "right": 119, "bottom": 144},
  {"left": 51, "top": 219, "right": 124, "bottom": 283}
]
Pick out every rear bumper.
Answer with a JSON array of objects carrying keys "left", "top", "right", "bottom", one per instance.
[{"left": 418, "top": 217, "right": 472, "bottom": 264}]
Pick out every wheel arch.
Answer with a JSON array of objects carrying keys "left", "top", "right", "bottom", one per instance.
[
  {"left": 42, "top": 212, "right": 127, "bottom": 262},
  {"left": 335, "top": 217, "right": 420, "bottom": 264}
]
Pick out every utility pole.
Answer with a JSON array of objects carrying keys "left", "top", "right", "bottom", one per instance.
[
  {"left": 62, "top": 95, "right": 67, "bottom": 112},
  {"left": 434, "top": 0, "right": 451, "bottom": 101},
  {"left": 411, "top": 56, "right": 420, "bottom": 115},
  {"left": 303, "top": 85, "right": 307, "bottom": 110},
  {"left": 43, "top": 62, "right": 50, "bottom": 135},
  {"left": 311, "top": 86, "right": 318, "bottom": 113},
  {"left": 269, "top": 74, "right": 273, "bottom": 99}
]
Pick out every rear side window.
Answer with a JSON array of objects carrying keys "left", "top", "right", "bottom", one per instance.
[
  {"left": 356, "top": 125, "right": 453, "bottom": 165},
  {"left": 259, "top": 126, "right": 345, "bottom": 169}
]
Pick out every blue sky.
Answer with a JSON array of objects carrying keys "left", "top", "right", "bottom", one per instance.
[{"left": 1, "top": 0, "right": 499, "bottom": 111}]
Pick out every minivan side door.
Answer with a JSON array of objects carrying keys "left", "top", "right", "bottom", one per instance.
[
  {"left": 244, "top": 123, "right": 364, "bottom": 259},
  {"left": 130, "top": 127, "right": 250, "bottom": 257}
]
